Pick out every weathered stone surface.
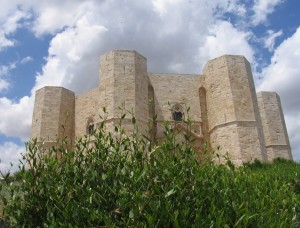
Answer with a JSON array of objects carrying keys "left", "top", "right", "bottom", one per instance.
[
  {"left": 257, "top": 92, "right": 292, "bottom": 160},
  {"left": 204, "top": 55, "right": 268, "bottom": 164},
  {"left": 31, "top": 86, "right": 75, "bottom": 147},
  {"left": 31, "top": 50, "right": 293, "bottom": 164}
]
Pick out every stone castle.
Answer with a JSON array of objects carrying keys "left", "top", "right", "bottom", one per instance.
[{"left": 31, "top": 50, "right": 293, "bottom": 165}]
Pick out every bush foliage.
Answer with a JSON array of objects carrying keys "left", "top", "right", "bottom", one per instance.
[{"left": 1, "top": 113, "right": 300, "bottom": 227}]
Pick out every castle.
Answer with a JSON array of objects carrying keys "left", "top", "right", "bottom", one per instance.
[{"left": 31, "top": 50, "right": 293, "bottom": 165}]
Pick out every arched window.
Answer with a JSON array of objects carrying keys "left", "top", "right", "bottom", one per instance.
[
  {"left": 171, "top": 104, "right": 184, "bottom": 121},
  {"left": 86, "top": 118, "right": 95, "bottom": 134}
]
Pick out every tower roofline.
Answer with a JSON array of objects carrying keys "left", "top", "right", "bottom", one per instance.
[
  {"left": 104, "top": 49, "right": 147, "bottom": 60},
  {"left": 35, "top": 86, "right": 75, "bottom": 94},
  {"left": 202, "top": 54, "right": 249, "bottom": 74}
]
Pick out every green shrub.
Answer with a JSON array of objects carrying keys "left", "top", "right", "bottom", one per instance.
[
  {"left": 244, "top": 158, "right": 267, "bottom": 170},
  {"left": 1, "top": 114, "right": 299, "bottom": 227}
]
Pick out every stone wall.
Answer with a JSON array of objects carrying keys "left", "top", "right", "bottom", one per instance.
[
  {"left": 75, "top": 87, "right": 100, "bottom": 137},
  {"left": 98, "top": 50, "right": 149, "bottom": 134},
  {"left": 257, "top": 92, "right": 292, "bottom": 160},
  {"left": 148, "top": 74, "right": 204, "bottom": 140},
  {"left": 31, "top": 86, "right": 75, "bottom": 147},
  {"left": 204, "top": 55, "right": 267, "bottom": 164},
  {"left": 31, "top": 50, "right": 293, "bottom": 163},
  {"left": 133, "top": 51, "right": 149, "bottom": 135}
]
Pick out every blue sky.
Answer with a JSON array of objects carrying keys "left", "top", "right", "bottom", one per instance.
[{"left": 0, "top": 0, "right": 300, "bottom": 172}]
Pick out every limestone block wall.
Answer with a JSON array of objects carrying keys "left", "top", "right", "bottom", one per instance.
[
  {"left": 257, "top": 92, "right": 292, "bottom": 160},
  {"left": 99, "top": 50, "right": 117, "bottom": 121},
  {"left": 31, "top": 88, "right": 45, "bottom": 140},
  {"left": 204, "top": 55, "right": 267, "bottom": 164},
  {"left": 148, "top": 85, "right": 156, "bottom": 141},
  {"left": 148, "top": 74, "right": 204, "bottom": 139},
  {"left": 226, "top": 56, "right": 267, "bottom": 161},
  {"left": 30, "top": 49, "right": 293, "bottom": 164},
  {"left": 133, "top": 51, "right": 149, "bottom": 134},
  {"left": 242, "top": 60, "right": 268, "bottom": 161},
  {"left": 75, "top": 88, "right": 100, "bottom": 137},
  {"left": 199, "top": 87, "right": 209, "bottom": 142},
  {"left": 98, "top": 50, "right": 149, "bottom": 134},
  {"left": 204, "top": 56, "right": 241, "bottom": 164},
  {"left": 31, "top": 86, "right": 75, "bottom": 147}
]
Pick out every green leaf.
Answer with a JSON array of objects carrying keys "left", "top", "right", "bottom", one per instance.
[
  {"left": 234, "top": 214, "right": 246, "bottom": 226},
  {"left": 102, "top": 173, "right": 107, "bottom": 180},
  {"left": 165, "top": 189, "right": 176, "bottom": 198},
  {"left": 129, "top": 210, "right": 134, "bottom": 219}
]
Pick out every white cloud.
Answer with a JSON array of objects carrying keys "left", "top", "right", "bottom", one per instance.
[
  {"left": 20, "top": 56, "right": 33, "bottom": 64},
  {"left": 152, "top": 0, "right": 181, "bottom": 16},
  {"left": 0, "top": 59, "right": 33, "bottom": 92},
  {"left": 0, "top": 96, "right": 33, "bottom": 141},
  {"left": 0, "top": 57, "right": 35, "bottom": 93},
  {"left": 0, "top": 9, "right": 30, "bottom": 51},
  {"left": 198, "top": 21, "right": 255, "bottom": 69},
  {"left": 0, "top": 63, "right": 17, "bottom": 76},
  {"left": 2, "top": 10, "right": 27, "bottom": 34},
  {"left": 252, "top": 0, "right": 284, "bottom": 26},
  {"left": 0, "top": 62, "right": 17, "bottom": 92},
  {"left": 30, "top": 0, "right": 251, "bottom": 95},
  {"left": 32, "top": 1, "right": 94, "bottom": 36},
  {"left": 258, "top": 26, "right": 300, "bottom": 160},
  {"left": 33, "top": 16, "right": 107, "bottom": 93},
  {"left": 0, "top": 34, "right": 14, "bottom": 50},
  {"left": 258, "top": 27, "right": 300, "bottom": 112},
  {"left": 264, "top": 30, "right": 283, "bottom": 51},
  {"left": 0, "top": 141, "right": 25, "bottom": 174},
  {"left": 0, "top": 1, "right": 24, "bottom": 20},
  {"left": 0, "top": 79, "right": 9, "bottom": 92}
]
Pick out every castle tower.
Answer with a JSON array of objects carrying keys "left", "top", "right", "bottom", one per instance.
[
  {"left": 257, "top": 92, "right": 292, "bottom": 160},
  {"left": 99, "top": 50, "right": 149, "bottom": 133},
  {"left": 204, "top": 55, "right": 267, "bottom": 165},
  {"left": 31, "top": 86, "right": 75, "bottom": 148}
]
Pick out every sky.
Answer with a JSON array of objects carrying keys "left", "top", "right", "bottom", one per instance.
[{"left": 0, "top": 0, "right": 300, "bottom": 172}]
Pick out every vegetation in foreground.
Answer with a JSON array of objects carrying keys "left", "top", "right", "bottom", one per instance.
[{"left": 0, "top": 112, "right": 300, "bottom": 227}]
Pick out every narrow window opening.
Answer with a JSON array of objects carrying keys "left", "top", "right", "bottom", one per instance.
[
  {"left": 86, "top": 118, "right": 95, "bottom": 134},
  {"left": 173, "top": 111, "right": 183, "bottom": 121},
  {"left": 171, "top": 104, "right": 184, "bottom": 121},
  {"left": 88, "top": 123, "right": 94, "bottom": 134}
]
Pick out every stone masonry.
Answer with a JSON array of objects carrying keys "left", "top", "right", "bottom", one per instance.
[{"left": 31, "top": 50, "right": 293, "bottom": 164}]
